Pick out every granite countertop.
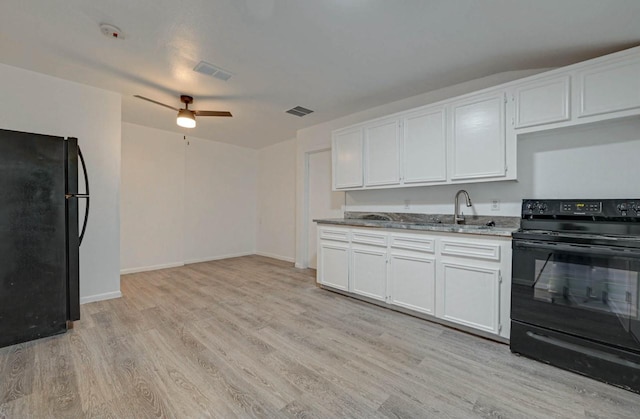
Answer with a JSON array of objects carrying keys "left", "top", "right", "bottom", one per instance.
[{"left": 314, "top": 212, "right": 520, "bottom": 237}]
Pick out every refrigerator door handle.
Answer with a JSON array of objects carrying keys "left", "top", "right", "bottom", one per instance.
[{"left": 78, "top": 146, "right": 90, "bottom": 246}]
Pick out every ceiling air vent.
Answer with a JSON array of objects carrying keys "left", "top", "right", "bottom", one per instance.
[
  {"left": 193, "top": 61, "right": 233, "bottom": 81},
  {"left": 286, "top": 106, "right": 314, "bottom": 117}
]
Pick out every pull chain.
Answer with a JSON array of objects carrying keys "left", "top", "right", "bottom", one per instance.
[{"left": 184, "top": 135, "right": 190, "bottom": 146}]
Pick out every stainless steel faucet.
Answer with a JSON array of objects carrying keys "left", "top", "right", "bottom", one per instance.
[{"left": 454, "top": 190, "right": 472, "bottom": 224}]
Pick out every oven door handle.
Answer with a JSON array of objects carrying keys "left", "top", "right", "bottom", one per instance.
[{"left": 514, "top": 240, "right": 640, "bottom": 258}]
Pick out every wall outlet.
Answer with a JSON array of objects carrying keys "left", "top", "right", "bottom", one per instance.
[
  {"left": 404, "top": 199, "right": 410, "bottom": 210},
  {"left": 491, "top": 199, "right": 500, "bottom": 211}
]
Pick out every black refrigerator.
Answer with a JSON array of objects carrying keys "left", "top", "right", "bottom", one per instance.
[{"left": 0, "top": 128, "right": 89, "bottom": 348}]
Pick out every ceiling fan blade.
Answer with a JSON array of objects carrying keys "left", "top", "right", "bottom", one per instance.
[
  {"left": 194, "top": 110, "right": 233, "bottom": 117},
  {"left": 134, "top": 95, "right": 179, "bottom": 111}
]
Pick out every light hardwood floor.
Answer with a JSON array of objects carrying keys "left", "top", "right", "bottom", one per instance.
[{"left": 1, "top": 255, "right": 639, "bottom": 418}]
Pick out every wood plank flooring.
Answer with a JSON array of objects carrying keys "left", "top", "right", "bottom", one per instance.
[{"left": 1, "top": 255, "right": 639, "bottom": 418}]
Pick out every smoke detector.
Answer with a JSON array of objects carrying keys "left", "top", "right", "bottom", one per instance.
[{"left": 100, "top": 23, "right": 124, "bottom": 40}]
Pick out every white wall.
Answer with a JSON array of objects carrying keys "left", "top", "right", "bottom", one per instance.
[
  {"left": 0, "top": 63, "right": 121, "bottom": 303},
  {"left": 120, "top": 123, "right": 185, "bottom": 273},
  {"left": 256, "top": 139, "right": 297, "bottom": 262},
  {"left": 184, "top": 137, "right": 258, "bottom": 263},
  {"left": 294, "top": 69, "right": 546, "bottom": 268},
  {"left": 121, "top": 122, "right": 259, "bottom": 271}
]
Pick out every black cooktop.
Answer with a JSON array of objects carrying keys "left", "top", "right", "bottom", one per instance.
[{"left": 516, "top": 199, "right": 640, "bottom": 247}]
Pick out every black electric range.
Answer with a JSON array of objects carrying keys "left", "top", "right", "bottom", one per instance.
[{"left": 510, "top": 199, "right": 640, "bottom": 393}]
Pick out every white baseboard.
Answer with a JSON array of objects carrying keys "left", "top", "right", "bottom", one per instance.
[
  {"left": 294, "top": 262, "right": 305, "bottom": 269},
  {"left": 255, "top": 251, "right": 295, "bottom": 263},
  {"left": 184, "top": 252, "right": 254, "bottom": 265},
  {"left": 80, "top": 291, "right": 122, "bottom": 305},
  {"left": 120, "top": 262, "right": 185, "bottom": 275}
]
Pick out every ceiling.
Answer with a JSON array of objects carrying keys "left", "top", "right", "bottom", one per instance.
[{"left": 0, "top": 1, "right": 639, "bottom": 149}]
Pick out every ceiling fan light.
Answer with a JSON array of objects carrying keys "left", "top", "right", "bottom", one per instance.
[{"left": 177, "top": 109, "right": 196, "bottom": 128}]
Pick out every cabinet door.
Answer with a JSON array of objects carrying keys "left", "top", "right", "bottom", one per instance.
[
  {"left": 402, "top": 107, "right": 447, "bottom": 183},
  {"left": 389, "top": 252, "right": 435, "bottom": 315},
  {"left": 437, "top": 261, "right": 501, "bottom": 334},
  {"left": 364, "top": 119, "right": 400, "bottom": 186},
  {"left": 450, "top": 92, "right": 506, "bottom": 181},
  {"left": 318, "top": 241, "right": 350, "bottom": 291},
  {"left": 578, "top": 55, "right": 640, "bottom": 118},
  {"left": 332, "top": 128, "right": 363, "bottom": 189},
  {"left": 515, "top": 76, "right": 570, "bottom": 128},
  {"left": 351, "top": 245, "right": 387, "bottom": 301}
]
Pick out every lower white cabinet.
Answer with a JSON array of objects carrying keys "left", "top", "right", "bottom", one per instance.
[
  {"left": 317, "top": 225, "right": 511, "bottom": 339},
  {"left": 389, "top": 251, "right": 436, "bottom": 315},
  {"left": 351, "top": 245, "right": 387, "bottom": 301},
  {"left": 318, "top": 241, "right": 350, "bottom": 291},
  {"left": 436, "top": 261, "right": 501, "bottom": 334}
]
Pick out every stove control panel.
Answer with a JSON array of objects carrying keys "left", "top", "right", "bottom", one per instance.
[
  {"left": 522, "top": 199, "right": 640, "bottom": 218},
  {"left": 560, "top": 201, "right": 602, "bottom": 214}
]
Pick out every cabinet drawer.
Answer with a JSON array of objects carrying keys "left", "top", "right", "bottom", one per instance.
[
  {"left": 351, "top": 231, "right": 388, "bottom": 247},
  {"left": 319, "top": 228, "right": 350, "bottom": 242},
  {"left": 440, "top": 240, "right": 500, "bottom": 261},
  {"left": 390, "top": 235, "right": 435, "bottom": 253}
]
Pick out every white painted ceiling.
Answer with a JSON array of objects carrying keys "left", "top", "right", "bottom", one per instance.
[{"left": 0, "top": 0, "right": 639, "bottom": 149}]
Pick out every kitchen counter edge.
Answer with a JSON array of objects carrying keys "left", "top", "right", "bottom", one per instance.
[{"left": 314, "top": 218, "right": 517, "bottom": 237}]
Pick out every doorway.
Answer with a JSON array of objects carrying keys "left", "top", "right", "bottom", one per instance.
[{"left": 305, "top": 149, "right": 343, "bottom": 269}]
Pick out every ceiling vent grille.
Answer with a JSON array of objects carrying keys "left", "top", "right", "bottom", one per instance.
[
  {"left": 286, "top": 106, "right": 314, "bottom": 117},
  {"left": 193, "top": 61, "right": 233, "bottom": 81}
]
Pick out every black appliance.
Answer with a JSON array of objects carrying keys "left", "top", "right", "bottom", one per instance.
[
  {"left": 0, "top": 128, "right": 90, "bottom": 348},
  {"left": 511, "top": 199, "right": 640, "bottom": 393}
]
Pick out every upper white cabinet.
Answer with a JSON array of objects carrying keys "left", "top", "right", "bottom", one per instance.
[
  {"left": 364, "top": 118, "right": 401, "bottom": 186},
  {"left": 514, "top": 75, "right": 571, "bottom": 128},
  {"left": 402, "top": 106, "right": 447, "bottom": 184},
  {"left": 577, "top": 55, "right": 640, "bottom": 118},
  {"left": 450, "top": 90, "right": 506, "bottom": 181},
  {"left": 332, "top": 127, "right": 363, "bottom": 189},
  {"left": 331, "top": 46, "right": 640, "bottom": 191}
]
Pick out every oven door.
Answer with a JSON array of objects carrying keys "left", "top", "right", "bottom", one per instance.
[{"left": 512, "top": 239, "right": 640, "bottom": 352}]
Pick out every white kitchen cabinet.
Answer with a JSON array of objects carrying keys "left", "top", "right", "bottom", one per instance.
[
  {"left": 318, "top": 241, "right": 350, "bottom": 291},
  {"left": 350, "top": 230, "right": 388, "bottom": 301},
  {"left": 577, "top": 55, "right": 640, "bottom": 118},
  {"left": 389, "top": 251, "right": 436, "bottom": 315},
  {"left": 332, "top": 127, "right": 363, "bottom": 189},
  {"left": 388, "top": 233, "right": 436, "bottom": 314},
  {"left": 402, "top": 106, "right": 447, "bottom": 184},
  {"left": 514, "top": 75, "right": 571, "bottom": 128},
  {"left": 316, "top": 224, "right": 511, "bottom": 339},
  {"left": 437, "top": 261, "right": 501, "bottom": 335},
  {"left": 331, "top": 47, "right": 640, "bottom": 191},
  {"left": 450, "top": 90, "right": 506, "bottom": 181},
  {"left": 364, "top": 118, "right": 401, "bottom": 187},
  {"left": 351, "top": 244, "right": 387, "bottom": 301},
  {"left": 317, "top": 227, "right": 351, "bottom": 291}
]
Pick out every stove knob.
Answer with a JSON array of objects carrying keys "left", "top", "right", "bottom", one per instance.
[
  {"left": 618, "top": 203, "right": 628, "bottom": 213},
  {"left": 540, "top": 204, "right": 548, "bottom": 212}
]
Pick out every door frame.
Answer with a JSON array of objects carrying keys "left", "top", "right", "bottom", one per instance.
[{"left": 301, "top": 147, "right": 343, "bottom": 269}]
